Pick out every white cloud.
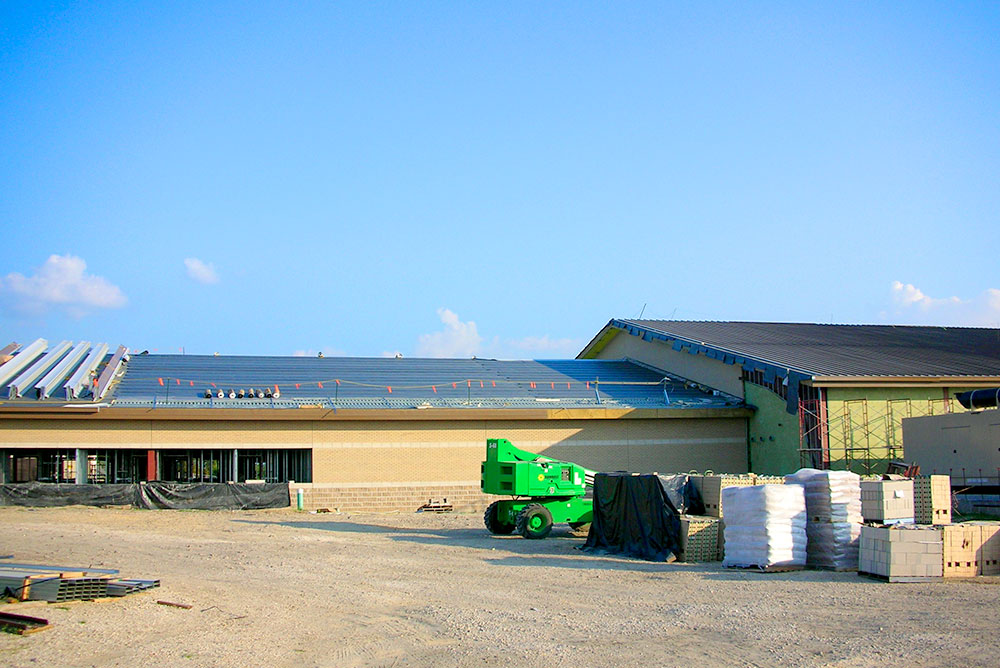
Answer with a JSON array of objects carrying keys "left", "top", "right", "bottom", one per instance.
[
  {"left": 0, "top": 254, "right": 127, "bottom": 316},
  {"left": 890, "top": 281, "right": 1000, "bottom": 326},
  {"left": 416, "top": 308, "right": 483, "bottom": 358},
  {"left": 412, "top": 308, "right": 583, "bottom": 359},
  {"left": 483, "top": 334, "right": 585, "bottom": 359},
  {"left": 890, "top": 281, "right": 961, "bottom": 310},
  {"left": 184, "top": 257, "right": 219, "bottom": 284}
]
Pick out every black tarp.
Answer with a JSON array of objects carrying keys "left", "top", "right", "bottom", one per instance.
[
  {"left": 135, "top": 482, "right": 289, "bottom": 510},
  {"left": 0, "top": 482, "right": 135, "bottom": 507},
  {"left": 0, "top": 482, "right": 289, "bottom": 510},
  {"left": 582, "top": 473, "right": 703, "bottom": 562}
]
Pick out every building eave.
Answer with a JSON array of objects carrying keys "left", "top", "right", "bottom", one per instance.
[
  {"left": 0, "top": 404, "right": 752, "bottom": 421},
  {"left": 808, "top": 376, "right": 1000, "bottom": 389}
]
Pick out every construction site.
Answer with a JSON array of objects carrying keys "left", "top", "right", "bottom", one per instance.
[{"left": 1, "top": 321, "right": 999, "bottom": 667}]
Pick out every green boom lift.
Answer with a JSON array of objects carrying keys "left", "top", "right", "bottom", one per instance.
[{"left": 480, "top": 438, "right": 595, "bottom": 539}]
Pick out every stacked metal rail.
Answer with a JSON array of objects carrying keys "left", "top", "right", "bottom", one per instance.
[{"left": 0, "top": 563, "right": 158, "bottom": 602}]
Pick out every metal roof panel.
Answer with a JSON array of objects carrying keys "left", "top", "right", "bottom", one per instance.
[{"left": 614, "top": 320, "right": 1000, "bottom": 378}]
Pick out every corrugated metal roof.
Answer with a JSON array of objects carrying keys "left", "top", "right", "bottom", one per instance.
[
  {"left": 109, "top": 355, "right": 742, "bottom": 410},
  {"left": 606, "top": 320, "right": 1000, "bottom": 378}
]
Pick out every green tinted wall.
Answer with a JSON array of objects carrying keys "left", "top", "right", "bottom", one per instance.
[{"left": 746, "top": 384, "right": 801, "bottom": 475}]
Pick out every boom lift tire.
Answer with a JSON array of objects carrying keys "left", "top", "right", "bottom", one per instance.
[
  {"left": 516, "top": 503, "right": 553, "bottom": 539},
  {"left": 483, "top": 501, "right": 515, "bottom": 535}
]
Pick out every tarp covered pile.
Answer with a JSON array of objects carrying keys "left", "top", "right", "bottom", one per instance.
[
  {"left": 721, "top": 484, "right": 807, "bottom": 569},
  {"left": 583, "top": 473, "right": 704, "bottom": 561},
  {"left": 784, "top": 468, "right": 863, "bottom": 570}
]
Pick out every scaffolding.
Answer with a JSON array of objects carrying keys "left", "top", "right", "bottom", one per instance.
[{"left": 799, "top": 396, "right": 960, "bottom": 474}]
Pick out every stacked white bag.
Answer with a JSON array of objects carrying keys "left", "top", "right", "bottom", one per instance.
[
  {"left": 784, "top": 468, "right": 862, "bottom": 570},
  {"left": 721, "top": 484, "right": 807, "bottom": 569}
]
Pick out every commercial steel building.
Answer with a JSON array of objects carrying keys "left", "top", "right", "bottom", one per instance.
[
  {"left": 0, "top": 339, "right": 750, "bottom": 510},
  {"left": 580, "top": 320, "right": 1000, "bottom": 474}
]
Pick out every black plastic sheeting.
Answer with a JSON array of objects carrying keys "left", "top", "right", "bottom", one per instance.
[
  {"left": 582, "top": 473, "right": 703, "bottom": 562},
  {"left": 0, "top": 482, "right": 135, "bottom": 508},
  {"left": 0, "top": 481, "right": 289, "bottom": 510},
  {"left": 135, "top": 482, "right": 289, "bottom": 510}
]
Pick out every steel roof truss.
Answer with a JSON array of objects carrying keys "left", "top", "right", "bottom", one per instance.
[
  {"left": 37, "top": 341, "right": 91, "bottom": 399},
  {"left": 7, "top": 341, "right": 72, "bottom": 399}
]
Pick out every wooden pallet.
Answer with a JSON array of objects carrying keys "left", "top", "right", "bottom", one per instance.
[
  {"left": 0, "top": 611, "right": 51, "bottom": 635},
  {"left": 858, "top": 570, "right": 941, "bottom": 583},
  {"left": 727, "top": 564, "right": 806, "bottom": 573}
]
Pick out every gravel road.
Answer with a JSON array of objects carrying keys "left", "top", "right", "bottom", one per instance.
[{"left": 0, "top": 506, "right": 996, "bottom": 667}]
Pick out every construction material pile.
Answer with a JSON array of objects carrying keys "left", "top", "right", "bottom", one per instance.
[
  {"left": 721, "top": 484, "right": 807, "bottom": 569},
  {"left": 913, "top": 475, "right": 951, "bottom": 525},
  {"left": 861, "top": 478, "right": 914, "bottom": 524},
  {"left": 785, "top": 468, "right": 863, "bottom": 570},
  {"left": 0, "top": 562, "right": 158, "bottom": 602}
]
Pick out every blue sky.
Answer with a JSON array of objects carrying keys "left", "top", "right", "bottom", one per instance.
[{"left": 1, "top": 2, "right": 998, "bottom": 358}]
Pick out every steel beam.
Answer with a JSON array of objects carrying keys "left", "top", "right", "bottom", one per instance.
[
  {"left": 8, "top": 341, "right": 72, "bottom": 398},
  {"left": 93, "top": 345, "right": 128, "bottom": 400},
  {"left": 64, "top": 342, "right": 109, "bottom": 399},
  {"left": 37, "top": 341, "right": 91, "bottom": 399},
  {"left": 0, "top": 338, "right": 47, "bottom": 388}
]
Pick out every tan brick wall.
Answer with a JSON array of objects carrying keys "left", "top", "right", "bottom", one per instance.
[
  {"left": 289, "top": 482, "right": 492, "bottom": 513},
  {"left": 310, "top": 418, "right": 746, "bottom": 484},
  {"left": 0, "top": 416, "right": 749, "bottom": 504},
  {"left": 151, "top": 420, "right": 313, "bottom": 447},
  {"left": 0, "top": 419, "right": 152, "bottom": 447}
]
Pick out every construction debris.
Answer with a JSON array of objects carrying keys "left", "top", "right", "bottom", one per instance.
[
  {"left": 417, "top": 498, "right": 453, "bottom": 513},
  {"left": 157, "top": 600, "right": 192, "bottom": 609},
  {"left": 0, "top": 611, "right": 51, "bottom": 635}
]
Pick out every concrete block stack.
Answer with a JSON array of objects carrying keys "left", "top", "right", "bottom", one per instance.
[
  {"left": 913, "top": 475, "right": 951, "bottom": 525},
  {"left": 690, "top": 474, "right": 756, "bottom": 518},
  {"left": 678, "top": 515, "right": 721, "bottom": 562},
  {"left": 942, "top": 522, "right": 1000, "bottom": 576},
  {"left": 942, "top": 524, "right": 982, "bottom": 577},
  {"left": 859, "top": 525, "right": 943, "bottom": 580},
  {"left": 754, "top": 475, "right": 787, "bottom": 486},
  {"left": 976, "top": 522, "right": 1000, "bottom": 575},
  {"left": 721, "top": 484, "right": 807, "bottom": 570},
  {"left": 785, "top": 468, "right": 863, "bottom": 570},
  {"left": 861, "top": 479, "right": 914, "bottom": 525}
]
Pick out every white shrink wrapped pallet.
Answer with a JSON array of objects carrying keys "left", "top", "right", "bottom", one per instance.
[
  {"left": 721, "top": 484, "right": 807, "bottom": 569},
  {"left": 785, "top": 468, "right": 863, "bottom": 570}
]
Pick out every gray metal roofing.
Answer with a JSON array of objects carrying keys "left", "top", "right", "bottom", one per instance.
[
  {"left": 109, "top": 355, "right": 742, "bottom": 410},
  {"left": 611, "top": 320, "right": 1000, "bottom": 377}
]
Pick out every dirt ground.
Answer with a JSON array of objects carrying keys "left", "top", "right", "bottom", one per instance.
[{"left": 0, "top": 506, "right": 997, "bottom": 668}]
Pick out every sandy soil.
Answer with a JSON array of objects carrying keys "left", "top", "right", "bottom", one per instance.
[{"left": 0, "top": 506, "right": 997, "bottom": 668}]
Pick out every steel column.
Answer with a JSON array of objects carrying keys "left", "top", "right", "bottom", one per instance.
[
  {"left": 75, "top": 449, "right": 87, "bottom": 484},
  {"left": 146, "top": 450, "right": 157, "bottom": 481}
]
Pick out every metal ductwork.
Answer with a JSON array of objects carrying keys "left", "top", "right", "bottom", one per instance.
[{"left": 956, "top": 388, "right": 1000, "bottom": 410}]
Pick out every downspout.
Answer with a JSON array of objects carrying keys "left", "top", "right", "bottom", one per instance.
[{"left": 744, "top": 375, "right": 752, "bottom": 472}]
